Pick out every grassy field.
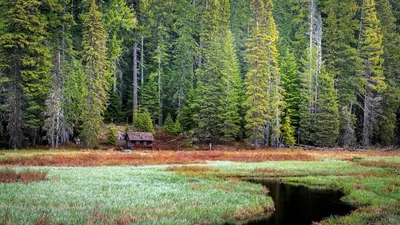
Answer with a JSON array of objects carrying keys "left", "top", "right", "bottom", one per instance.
[{"left": 0, "top": 149, "right": 399, "bottom": 224}]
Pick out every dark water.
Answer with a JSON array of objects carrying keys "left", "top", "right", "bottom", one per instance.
[{"left": 244, "top": 179, "right": 355, "bottom": 225}]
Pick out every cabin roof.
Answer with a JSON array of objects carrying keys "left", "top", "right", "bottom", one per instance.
[{"left": 125, "top": 132, "right": 154, "bottom": 141}]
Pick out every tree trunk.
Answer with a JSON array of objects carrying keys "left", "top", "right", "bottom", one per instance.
[{"left": 133, "top": 40, "right": 138, "bottom": 124}]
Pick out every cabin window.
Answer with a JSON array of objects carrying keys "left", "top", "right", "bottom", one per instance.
[
  {"left": 135, "top": 141, "right": 140, "bottom": 145},
  {"left": 143, "top": 142, "right": 147, "bottom": 146}
]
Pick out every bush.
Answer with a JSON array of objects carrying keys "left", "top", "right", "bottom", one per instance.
[
  {"left": 163, "top": 114, "right": 174, "bottom": 133},
  {"left": 107, "top": 123, "right": 118, "bottom": 146},
  {"left": 134, "top": 109, "right": 154, "bottom": 133},
  {"left": 172, "top": 120, "right": 182, "bottom": 134}
]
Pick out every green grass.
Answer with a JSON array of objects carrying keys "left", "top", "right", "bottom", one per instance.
[
  {"left": 0, "top": 166, "right": 272, "bottom": 225},
  {"left": 0, "top": 151, "right": 399, "bottom": 224}
]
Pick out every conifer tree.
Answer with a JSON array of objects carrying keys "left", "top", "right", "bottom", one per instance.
[
  {"left": 244, "top": 0, "right": 270, "bottom": 148},
  {"left": 266, "top": 0, "right": 284, "bottom": 147},
  {"left": 280, "top": 50, "right": 301, "bottom": 139},
  {"left": 81, "top": 0, "right": 111, "bottom": 147},
  {"left": 282, "top": 116, "right": 295, "bottom": 146},
  {"left": 314, "top": 66, "right": 339, "bottom": 147},
  {"left": 103, "top": 0, "right": 136, "bottom": 122},
  {"left": 44, "top": 0, "right": 77, "bottom": 147},
  {"left": 163, "top": 114, "right": 174, "bottom": 134},
  {"left": 376, "top": 0, "right": 400, "bottom": 145},
  {"left": 220, "top": 30, "right": 243, "bottom": 140},
  {"left": 357, "top": 0, "right": 386, "bottom": 147},
  {"left": 321, "top": 0, "right": 359, "bottom": 147},
  {"left": 193, "top": 0, "right": 224, "bottom": 141},
  {"left": 0, "top": 0, "right": 51, "bottom": 148}
]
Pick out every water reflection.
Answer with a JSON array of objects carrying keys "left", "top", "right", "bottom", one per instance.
[{"left": 244, "top": 179, "right": 355, "bottom": 225}]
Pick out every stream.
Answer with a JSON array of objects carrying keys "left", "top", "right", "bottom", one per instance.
[{"left": 244, "top": 179, "right": 355, "bottom": 225}]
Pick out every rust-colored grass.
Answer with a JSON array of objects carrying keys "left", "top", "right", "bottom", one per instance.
[
  {"left": 0, "top": 168, "right": 47, "bottom": 183},
  {"left": 0, "top": 150, "right": 317, "bottom": 167},
  {"left": 358, "top": 160, "right": 400, "bottom": 168}
]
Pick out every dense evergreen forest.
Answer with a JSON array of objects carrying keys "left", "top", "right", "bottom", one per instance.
[{"left": 0, "top": 0, "right": 399, "bottom": 149}]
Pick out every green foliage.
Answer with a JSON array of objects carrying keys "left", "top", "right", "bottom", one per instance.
[
  {"left": 245, "top": 0, "right": 283, "bottom": 148},
  {"left": 107, "top": 123, "right": 118, "bottom": 146},
  {"left": 172, "top": 120, "right": 182, "bottom": 135},
  {"left": 0, "top": 0, "right": 51, "bottom": 147},
  {"left": 314, "top": 66, "right": 339, "bottom": 147},
  {"left": 80, "top": 0, "right": 111, "bottom": 147},
  {"left": 134, "top": 110, "right": 154, "bottom": 133},
  {"left": 163, "top": 114, "right": 174, "bottom": 134},
  {"left": 282, "top": 116, "right": 295, "bottom": 146}
]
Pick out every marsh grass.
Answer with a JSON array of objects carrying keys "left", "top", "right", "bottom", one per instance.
[
  {"left": 0, "top": 168, "right": 47, "bottom": 183},
  {"left": 0, "top": 166, "right": 272, "bottom": 225}
]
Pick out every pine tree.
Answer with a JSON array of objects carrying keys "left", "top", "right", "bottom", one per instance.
[
  {"left": 81, "top": 0, "right": 111, "bottom": 147},
  {"left": 244, "top": 0, "right": 270, "bottom": 149},
  {"left": 193, "top": 0, "right": 224, "bottom": 141},
  {"left": 169, "top": 0, "right": 196, "bottom": 115},
  {"left": 266, "top": 0, "right": 284, "bottom": 147},
  {"left": 314, "top": 66, "right": 339, "bottom": 147},
  {"left": 0, "top": 0, "right": 51, "bottom": 148},
  {"left": 44, "top": 0, "right": 77, "bottom": 148},
  {"left": 282, "top": 115, "right": 295, "bottom": 146},
  {"left": 134, "top": 109, "right": 154, "bottom": 133},
  {"left": 219, "top": 30, "right": 243, "bottom": 140},
  {"left": 376, "top": 0, "right": 400, "bottom": 145},
  {"left": 163, "top": 114, "right": 174, "bottom": 134},
  {"left": 357, "top": 0, "right": 386, "bottom": 147},
  {"left": 280, "top": 49, "right": 300, "bottom": 139},
  {"left": 103, "top": 0, "right": 136, "bottom": 122},
  {"left": 321, "top": 0, "right": 359, "bottom": 147},
  {"left": 107, "top": 123, "right": 118, "bottom": 146}
]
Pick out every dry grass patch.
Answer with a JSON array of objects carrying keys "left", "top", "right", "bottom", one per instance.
[
  {"left": 0, "top": 168, "right": 47, "bottom": 183},
  {"left": 0, "top": 150, "right": 317, "bottom": 167},
  {"left": 358, "top": 160, "right": 400, "bottom": 168}
]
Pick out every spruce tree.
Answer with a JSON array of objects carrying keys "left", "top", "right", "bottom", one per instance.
[
  {"left": 357, "top": 0, "right": 386, "bottom": 147},
  {"left": 314, "top": 66, "right": 339, "bottom": 147},
  {"left": 81, "top": 0, "right": 111, "bottom": 147},
  {"left": 244, "top": 0, "right": 270, "bottom": 148},
  {"left": 282, "top": 116, "right": 295, "bottom": 146},
  {"left": 376, "top": 0, "right": 400, "bottom": 145},
  {"left": 266, "top": 0, "right": 284, "bottom": 147},
  {"left": 0, "top": 0, "right": 51, "bottom": 148},
  {"left": 280, "top": 49, "right": 301, "bottom": 139},
  {"left": 219, "top": 30, "right": 243, "bottom": 140}
]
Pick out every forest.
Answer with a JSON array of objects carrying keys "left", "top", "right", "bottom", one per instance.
[{"left": 0, "top": 0, "right": 399, "bottom": 149}]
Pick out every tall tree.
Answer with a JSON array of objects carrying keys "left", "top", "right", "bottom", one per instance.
[
  {"left": 244, "top": 0, "right": 282, "bottom": 148},
  {"left": 103, "top": 0, "right": 136, "bottom": 122},
  {"left": 376, "top": 0, "right": 400, "bottom": 145},
  {"left": 280, "top": 49, "right": 301, "bottom": 142},
  {"left": 314, "top": 66, "right": 339, "bottom": 147},
  {"left": 321, "top": 0, "right": 359, "bottom": 147},
  {"left": 357, "top": 0, "right": 386, "bottom": 147},
  {"left": 80, "top": 0, "right": 111, "bottom": 147},
  {"left": 0, "top": 0, "right": 51, "bottom": 148}
]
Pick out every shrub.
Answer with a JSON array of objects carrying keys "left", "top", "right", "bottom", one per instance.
[
  {"left": 172, "top": 120, "right": 182, "bottom": 134},
  {"left": 163, "top": 114, "right": 174, "bottom": 133},
  {"left": 107, "top": 123, "right": 118, "bottom": 146},
  {"left": 134, "top": 109, "right": 154, "bottom": 133}
]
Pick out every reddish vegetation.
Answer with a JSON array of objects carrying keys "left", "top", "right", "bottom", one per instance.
[
  {"left": 358, "top": 160, "right": 400, "bottom": 168},
  {"left": 0, "top": 150, "right": 316, "bottom": 167},
  {"left": 117, "top": 215, "right": 139, "bottom": 225},
  {"left": 0, "top": 168, "right": 47, "bottom": 183}
]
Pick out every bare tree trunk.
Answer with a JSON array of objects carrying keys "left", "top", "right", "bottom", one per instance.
[
  {"left": 133, "top": 39, "right": 138, "bottom": 124},
  {"left": 9, "top": 57, "right": 23, "bottom": 149}
]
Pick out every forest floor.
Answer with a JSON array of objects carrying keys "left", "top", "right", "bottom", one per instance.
[{"left": 0, "top": 149, "right": 399, "bottom": 224}]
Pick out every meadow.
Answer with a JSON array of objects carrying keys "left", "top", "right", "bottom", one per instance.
[{"left": 0, "top": 149, "right": 399, "bottom": 224}]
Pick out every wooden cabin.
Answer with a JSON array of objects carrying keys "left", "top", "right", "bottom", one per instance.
[{"left": 125, "top": 132, "right": 154, "bottom": 150}]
